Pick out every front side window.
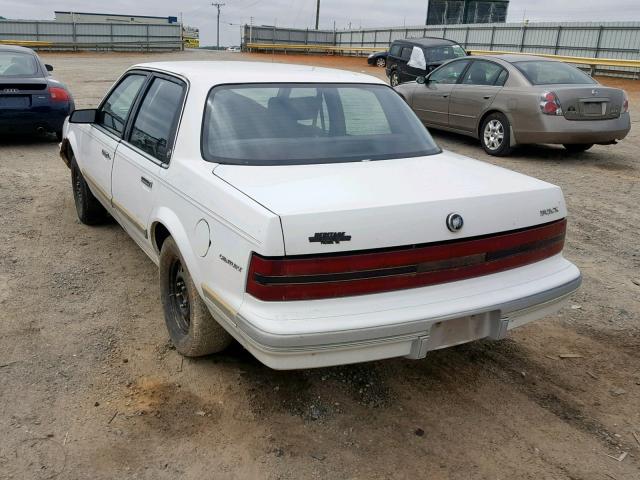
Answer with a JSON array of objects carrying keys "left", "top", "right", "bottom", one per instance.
[
  {"left": 389, "top": 44, "right": 402, "bottom": 57},
  {"left": 514, "top": 60, "right": 596, "bottom": 85},
  {"left": 98, "top": 74, "right": 146, "bottom": 136},
  {"left": 0, "top": 52, "right": 39, "bottom": 77},
  {"left": 129, "top": 77, "right": 185, "bottom": 162},
  {"left": 429, "top": 60, "right": 470, "bottom": 85},
  {"left": 461, "top": 61, "right": 506, "bottom": 86},
  {"left": 202, "top": 83, "right": 440, "bottom": 165}
]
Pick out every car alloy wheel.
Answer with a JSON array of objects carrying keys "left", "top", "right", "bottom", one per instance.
[
  {"left": 390, "top": 71, "right": 399, "bottom": 87},
  {"left": 376, "top": 57, "right": 386, "bottom": 67},
  {"left": 483, "top": 119, "right": 505, "bottom": 151}
]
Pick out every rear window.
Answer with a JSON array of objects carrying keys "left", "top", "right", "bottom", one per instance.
[
  {"left": 0, "top": 52, "right": 39, "bottom": 77},
  {"left": 202, "top": 83, "right": 440, "bottom": 166},
  {"left": 514, "top": 60, "right": 596, "bottom": 85}
]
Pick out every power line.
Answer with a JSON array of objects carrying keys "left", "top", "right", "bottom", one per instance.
[{"left": 211, "top": 2, "right": 225, "bottom": 49}]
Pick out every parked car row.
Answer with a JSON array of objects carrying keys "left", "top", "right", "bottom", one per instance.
[{"left": 0, "top": 45, "right": 74, "bottom": 140}]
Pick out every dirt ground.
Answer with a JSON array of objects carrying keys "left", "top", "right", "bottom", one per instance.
[{"left": 0, "top": 50, "right": 639, "bottom": 480}]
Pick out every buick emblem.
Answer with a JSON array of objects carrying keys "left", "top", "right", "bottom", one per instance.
[
  {"left": 592, "top": 89, "right": 599, "bottom": 96},
  {"left": 446, "top": 213, "right": 464, "bottom": 232}
]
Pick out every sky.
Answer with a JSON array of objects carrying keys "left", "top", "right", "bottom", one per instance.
[{"left": 1, "top": 0, "right": 640, "bottom": 46}]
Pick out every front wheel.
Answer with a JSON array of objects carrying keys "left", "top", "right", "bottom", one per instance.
[
  {"left": 70, "top": 155, "right": 108, "bottom": 225},
  {"left": 389, "top": 70, "right": 400, "bottom": 87},
  {"left": 481, "top": 113, "right": 513, "bottom": 156},
  {"left": 159, "top": 237, "right": 232, "bottom": 357},
  {"left": 376, "top": 57, "right": 386, "bottom": 68},
  {"left": 563, "top": 143, "right": 593, "bottom": 153}
]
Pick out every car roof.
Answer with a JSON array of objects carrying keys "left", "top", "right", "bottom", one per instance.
[
  {"left": 0, "top": 44, "right": 37, "bottom": 54},
  {"left": 393, "top": 37, "right": 459, "bottom": 48},
  {"left": 473, "top": 54, "right": 561, "bottom": 64},
  {"left": 131, "top": 61, "right": 388, "bottom": 86}
]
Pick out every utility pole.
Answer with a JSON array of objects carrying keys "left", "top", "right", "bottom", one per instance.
[
  {"left": 315, "top": 0, "right": 320, "bottom": 30},
  {"left": 212, "top": 2, "right": 225, "bottom": 49}
]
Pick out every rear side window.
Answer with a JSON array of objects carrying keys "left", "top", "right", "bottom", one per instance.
[
  {"left": 202, "top": 83, "right": 440, "bottom": 165},
  {"left": 401, "top": 47, "right": 413, "bottom": 60},
  {"left": 98, "top": 74, "right": 146, "bottom": 136},
  {"left": 0, "top": 52, "right": 39, "bottom": 77},
  {"left": 428, "top": 45, "right": 467, "bottom": 62},
  {"left": 128, "top": 77, "right": 185, "bottom": 163},
  {"left": 514, "top": 60, "right": 596, "bottom": 85}
]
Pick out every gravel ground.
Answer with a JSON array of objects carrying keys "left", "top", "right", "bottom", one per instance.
[{"left": 0, "top": 50, "right": 638, "bottom": 480}]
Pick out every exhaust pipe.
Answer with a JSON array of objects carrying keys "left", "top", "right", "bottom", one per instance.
[{"left": 36, "top": 126, "right": 45, "bottom": 135}]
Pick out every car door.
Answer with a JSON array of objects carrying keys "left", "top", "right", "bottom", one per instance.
[
  {"left": 111, "top": 73, "right": 187, "bottom": 246},
  {"left": 403, "top": 46, "right": 428, "bottom": 82},
  {"left": 79, "top": 73, "right": 148, "bottom": 202},
  {"left": 448, "top": 60, "right": 507, "bottom": 132},
  {"left": 386, "top": 43, "right": 403, "bottom": 75},
  {"left": 397, "top": 46, "right": 414, "bottom": 83},
  {"left": 411, "top": 59, "right": 471, "bottom": 127}
]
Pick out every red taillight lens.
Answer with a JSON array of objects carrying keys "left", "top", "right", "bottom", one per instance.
[
  {"left": 540, "top": 91, "right": 562, "bottom": 116},
  {"left": 49, "top": 86, "right": 70, "bottom": 102},
  {"left": 246, "top": 219, "right": 567, "bottom": 301}
]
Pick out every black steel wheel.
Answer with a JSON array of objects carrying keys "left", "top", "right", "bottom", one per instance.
[
  {"left": 70, "top": 153, "right": 108, "bottom": 225},
  {"left": 159, "top": 236, "right": 232, "bottom": 357}
]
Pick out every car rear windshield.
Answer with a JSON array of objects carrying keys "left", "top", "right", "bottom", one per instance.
[
  {"left": 0, "top": 52, "right": 39, "bottom": 77},
  {"left": 202, "top": 83, "right": 441, "bottom": 165},
  {"left": 513, "top": 60, "right": 596, "bottom": 85}
]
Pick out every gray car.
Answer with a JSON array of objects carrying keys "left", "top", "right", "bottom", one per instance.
[{"left": 395, "top": 54, "right": 631, "bottom": 156}]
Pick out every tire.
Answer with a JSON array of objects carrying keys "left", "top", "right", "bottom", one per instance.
[
  {"left": 159, "top": 236, "right": 232, "bottom": 357},
  {"left": 70, "top": 154, "right": 108, "bottom": 225},
  {"left": 376, "top": 57, "right": 386, "bottom": 68},
  {"left": 390, "top": 70, "right": 400, "bottom": 87},
  {"left": 480, "top": 112, "right": 513, "bottom": 156},
  {"left": 563, "top": 143, "right": 594, "bottom": 153}
]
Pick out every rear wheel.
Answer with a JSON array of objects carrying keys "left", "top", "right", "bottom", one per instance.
[
  {"left": 160, "top": 237, "right": 232, "bottom": 357},
  {"left": 481, "top": 112, "right": 513, "bottom": 156},
  {"left": 563, "top": 143, "right": 593, "bottom": 153},
  {"left": 376, "top": 57, "right": 386, "bottom": 68},
  {"left": 390, "top": 70, "right": 400, "bottom": 87},
  {"left": 70, "top": 154, "right": 108, "bottom": 225}
]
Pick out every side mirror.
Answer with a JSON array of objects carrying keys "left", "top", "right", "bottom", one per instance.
[
  {"left": 416, "top": 76, "right": 426, "bottom": 85},
  {"left": 69, "top": 108, "right": 97, "bottom": 124},
  {"left": 45, "top": 64, "right": 54, "bottom": 72}
]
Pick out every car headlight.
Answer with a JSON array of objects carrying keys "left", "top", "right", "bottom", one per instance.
[{"left": 368, "top": 54, "right": 374, "bottom": 59}]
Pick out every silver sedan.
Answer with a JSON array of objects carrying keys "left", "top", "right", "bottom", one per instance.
[{"left": 395, "top": 54, "right": 631, "bottom": 156}]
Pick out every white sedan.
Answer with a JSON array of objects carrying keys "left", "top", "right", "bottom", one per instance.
[{"left": 60, "top": 61, "right": 581, "bottom": 370}]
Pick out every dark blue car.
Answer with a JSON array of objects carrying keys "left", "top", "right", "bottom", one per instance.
[{"left": 0, "top": 45, "right": 74, "bottom": 140}]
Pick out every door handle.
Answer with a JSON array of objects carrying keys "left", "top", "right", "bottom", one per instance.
[
  {"left": 443, "top": 94, "right": 449, "bottom": 98},
  {"left": 101, "top": 149, "right": 111, "bottom": 160},
  {"left": 483, "top": 95, "right": 492, "bottom": 99},
  {"left": 140, "top": 177, "right": 153, "bottom": 189}
]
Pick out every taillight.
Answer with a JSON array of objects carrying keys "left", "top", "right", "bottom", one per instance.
[
  {"left": 540, "top": 91, "right": 563, "bottom": 116},
  {"left": 246, "top": 219, "right": 567, "bottom": 301},
  {"left": 623, "top": 91, "right": 629, "bottom": 113},
  {"left": 49, "top": 86, "right": 70, "bottom": 102}
]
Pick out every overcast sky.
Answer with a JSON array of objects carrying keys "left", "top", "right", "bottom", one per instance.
[{"left": 2, "top": 0, "right": 640, "bottom": 46}]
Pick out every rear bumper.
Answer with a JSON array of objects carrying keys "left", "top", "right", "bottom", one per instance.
[
  {"left": 514, "top": 113, "right": 630, "bottom": 145},
  {"left": 0, "top": 108, "right": 69, "bottom": 134},
  {"left": 203, "top": 255, "right": 581, "bottom": 369}
]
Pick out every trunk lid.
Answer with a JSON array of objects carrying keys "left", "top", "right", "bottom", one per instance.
[
  {"left": 0, "top": 78, "right": 48, "bottom": 110},
  {"left": 214, "top": 151, "right": 566, "bottom": 256},
  {"left": 552, "top": 85, "right": 624, "bottom": 121}
]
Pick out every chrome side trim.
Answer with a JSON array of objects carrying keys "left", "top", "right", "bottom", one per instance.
[
  {"left": 201, "top": 284, "right": 237, "bottom": 320},
  {"left": 111, "top": 198, "right": 147, "bottom": 239}
]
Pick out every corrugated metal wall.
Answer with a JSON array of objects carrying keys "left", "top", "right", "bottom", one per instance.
[
  {"left": 0, "top": 21, "right": 182, "bottom": 51},
  {"left": 245, "top": 21, "right": 640, "bottom": 75}
]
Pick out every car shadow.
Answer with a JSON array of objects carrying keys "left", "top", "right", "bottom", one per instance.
[{"left": 0, "top": 132, "right": 58, "bottom": 146}]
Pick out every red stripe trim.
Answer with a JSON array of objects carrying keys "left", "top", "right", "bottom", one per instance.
[{"left": 246, "top": 219, "right": 566, "bottom": 301}]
